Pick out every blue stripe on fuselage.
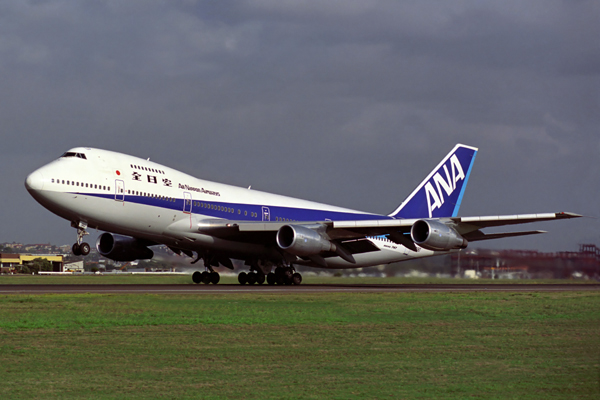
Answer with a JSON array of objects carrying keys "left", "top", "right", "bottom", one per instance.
[{"left": 76, "top": 192, "right": 390, "bottom": 222}]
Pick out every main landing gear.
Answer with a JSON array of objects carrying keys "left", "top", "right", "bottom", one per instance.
[
  {"left": 238, "top": 266, "right": 302, "bottom": 285},
  {"left": 71, "top": 221, "right": 91, "bottom": 256},
  {"left": 190, "top": 253, "right": 228, "bottom": 284},
  {"left": 192, "top": 270, "right": 220, "bottom": 285},
  {"left": 238, "top": 270, "right": 265, "bottom": 285}
]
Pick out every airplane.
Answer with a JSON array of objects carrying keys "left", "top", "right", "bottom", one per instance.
[{"left": 24, "top": 144, "right": 580, "bottom": 285}]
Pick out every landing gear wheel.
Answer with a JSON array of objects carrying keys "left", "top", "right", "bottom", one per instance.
[
  {"left": 280, "top": 267, "right": 294, "bottom": 285},
  {"left": 247, "top": 272, "right": 257, "bottom": 285},
  {"left": 192, "top": 271, "right": 202, "bottom": 284},
  {"left": 275, "top": 266, "right": 289, "bottom": 285},
  {"left": 71, "top": 222, "right": 90, "bottom": 256},
  {"left": 266, "top": 272, "right": 276, "bottom": 285},
  {"left": 201, "top": 271, "right": 211, "bottom": 284},
  {"left": 79, "top": 242, "right": 91, "bottom": 256},
  {"left": 238, "top": 272, "right": 248, "bottom": 285},
  {"left": 210, "top": 272, "right": 220, "bottom": 285},
  {"left": 255, "top": 272, "right": 265, "bottom": 285},
  {"left": 292, "top": 272, "right": 303, "bottom": 285}
]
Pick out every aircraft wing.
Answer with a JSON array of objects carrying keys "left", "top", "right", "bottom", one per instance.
[
  {"left": 182, "top": 211, "right": 580, "bottom": 249},
  {"left": 326, "top": 212, "right": 581, "bottom": 249}
]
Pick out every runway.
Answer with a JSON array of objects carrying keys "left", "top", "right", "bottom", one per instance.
[{"left": 0, "top": 283, "right": 598, "bottom": 294}]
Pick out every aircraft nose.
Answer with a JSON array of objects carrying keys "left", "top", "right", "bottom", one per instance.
[{"left": 25, "top": 170, "right": 44, "bottom": 191}]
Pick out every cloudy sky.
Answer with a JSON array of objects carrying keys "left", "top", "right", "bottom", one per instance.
[{"left": 2, "top": 0, "right": 598, "bottom": 251}]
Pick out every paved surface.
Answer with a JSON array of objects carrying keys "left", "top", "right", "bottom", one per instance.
[{"left": 0, "top": 283, "right": 598, "bottom": 294}]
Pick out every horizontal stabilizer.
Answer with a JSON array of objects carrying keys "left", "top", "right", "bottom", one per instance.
[{"left": 464, "top": 230, "right": 546, "bottom": 242}]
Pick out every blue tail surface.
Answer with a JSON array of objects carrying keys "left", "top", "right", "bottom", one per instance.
[{"left": 389, "top": 144, "right": 478, "bottom": 219}]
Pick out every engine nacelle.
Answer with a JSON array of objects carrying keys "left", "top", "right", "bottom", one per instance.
[
  {"left": 411, "top": 220, "right": 468, "bottom": 251},
  {"left": 96, "top": 233, "right": 154, "bottom": 262},
  {"left": 276, "top": 225, "right": 333, "bottom": 256}
]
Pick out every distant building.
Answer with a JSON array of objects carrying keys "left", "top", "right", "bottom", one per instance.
[
  {"left": 451, "top": 244, "right": 600, "bottom": 279},
  {"left": 0, "top": 253, "right": 64, "bottom": 273},
  {"left": 64, "top": 260, "right": 84, "bottom": 272},
  {"left": 0, "top": 254, "right": 21, "bottom": 272}
]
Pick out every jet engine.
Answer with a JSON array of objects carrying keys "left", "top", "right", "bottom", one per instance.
[
  {"left": 276, "top": 225, "right": 356, "bottom": 264},
  {"left": 410, "top": 220, "right": 468, "bottom": 251},
  {"left": 96, "top": 233, "right": 154, "bottom": 262},
  {"left": 276, "top": 225, "right": 333, "bottom": 256}
]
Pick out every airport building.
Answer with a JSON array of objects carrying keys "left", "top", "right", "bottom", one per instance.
[
  {"left": 0, "top": 253, "right": 64, "bottom": 273},
  {"left": 451, "top": 244, "right": 600, "bottom": 279}
]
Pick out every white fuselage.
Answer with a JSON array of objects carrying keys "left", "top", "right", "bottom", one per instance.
[{"left": 26, "top": 147, "right": 444, "bottom": 268}]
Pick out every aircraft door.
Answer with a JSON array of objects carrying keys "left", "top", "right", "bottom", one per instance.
[
  {"left": 183, "top": 192, "right": 192, "bottom": 214},
  {"left": 262, "top": 206, "right": 270, "bottom": 221},
  {"left": 115, "top": 180, "right": 125, "bottom": 202}
]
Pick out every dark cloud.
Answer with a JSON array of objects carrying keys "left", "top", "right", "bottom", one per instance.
[{"left": 1, "top": 0, "right": 598, "bottom": 250}]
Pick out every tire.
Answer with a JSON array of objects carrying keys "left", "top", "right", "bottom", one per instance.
[
  {"left": 210, "top": 272, "right": 220, "bottom": 284},
  {"left": 284, "top": 268, "right": 294, "bottom": 285},
  {"left": 201, "top": 271, "right": 211, "bottom": 284},
  {"left": 292, "top": 273, "right": 302, "bottom": 285},
  {"left": 238, "top": 272, "right": 247, "bottom": 285},
  {"left": 266, "top": 272, "right": 276, "bottom": 285},
  {"left": 247, "top": 272, "right": 257, "bottom": 285},
  {"left": 255, "top": 272, "right": 265, "bottom": 285},
  {"left": 79, "top": 242, "right": 91, "bottom": 256},
  {"left": 72, "top": 243, "right": 81, "bottom": 256},
  {"left": 192, "top": 271, "right": 202, "bottom": 284}
]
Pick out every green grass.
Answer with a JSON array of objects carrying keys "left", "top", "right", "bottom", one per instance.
[
  {"left": 0, "top": 291, "right": 598, "bottom": 399},
  {"left": 0, "top": 273, "right": 595, "bottom": 285}
]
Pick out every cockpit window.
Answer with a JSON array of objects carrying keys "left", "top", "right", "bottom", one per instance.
[{"left": 61, "top": 152, "right": 87, "bottom": 160}]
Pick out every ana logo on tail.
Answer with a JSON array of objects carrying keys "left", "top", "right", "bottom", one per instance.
[
  {"left": 425, "top": 154, "right": 465, "bottom": 218},
  {"left": 389, "top": 144, "right": 478, "bottom": 220}
]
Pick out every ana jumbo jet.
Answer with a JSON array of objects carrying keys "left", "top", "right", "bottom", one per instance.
[{"left": 25, "top": 144, "right": 579, "bottom": 285}]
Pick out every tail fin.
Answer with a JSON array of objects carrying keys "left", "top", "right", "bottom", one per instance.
[{"left": 389, "top": 144, "right": 478, "bottom": 219}]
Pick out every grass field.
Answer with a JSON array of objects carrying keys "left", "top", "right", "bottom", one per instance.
[{"left": 0, "top": 289, "right": 598, "bottom": 399}]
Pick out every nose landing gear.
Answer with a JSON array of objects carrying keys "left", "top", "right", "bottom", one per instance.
[{"left": 71, "top": 221, "right": 91, "bottom": 256}]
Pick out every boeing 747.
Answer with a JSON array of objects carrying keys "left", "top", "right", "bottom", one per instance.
[{"left": 25, "top": 144, "right": 580, "bottom": 285}]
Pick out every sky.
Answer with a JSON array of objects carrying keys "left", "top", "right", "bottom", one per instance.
[{"left": 1, "top": 0, "right": 598, "bottom": 252}]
